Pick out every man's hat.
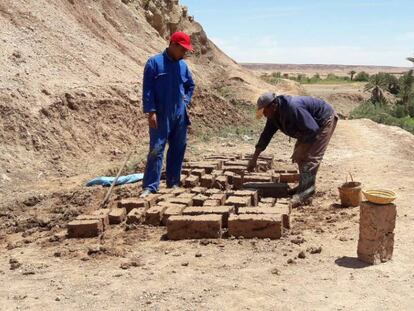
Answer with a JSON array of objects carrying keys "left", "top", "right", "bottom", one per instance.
[
  {"left": 256, "top": 92, "right": 277, "bottom": 118},
  {"left": 170, "top": 32, "right": 193, "bottom": 52}
]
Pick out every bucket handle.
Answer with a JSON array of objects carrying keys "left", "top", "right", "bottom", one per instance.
[{"left": 346, "top": 172, "right": 354, "bottom": 183}]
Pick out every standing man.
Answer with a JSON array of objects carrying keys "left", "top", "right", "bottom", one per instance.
[
  {"left": 247, "top": 92, "right": 338, "bottom": 207},
  {"left": 140, "top": 32, "right": 195, "bottom": 197}
]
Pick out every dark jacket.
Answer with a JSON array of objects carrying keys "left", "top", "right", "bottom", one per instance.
[{"left": 256, "top": 95, "right": 335, "bottom": 151}]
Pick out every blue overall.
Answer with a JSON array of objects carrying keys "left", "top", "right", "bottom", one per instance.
[{"left": 142, "top": 50, "right": 195, "bottom": 192}]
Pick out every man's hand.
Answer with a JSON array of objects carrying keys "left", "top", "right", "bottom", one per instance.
[
  {"left": 247, "top": 158, "right": 257, "bottom": 172},
  {"left": 148, "top": 112, "right": 157, "bottom": 129}
]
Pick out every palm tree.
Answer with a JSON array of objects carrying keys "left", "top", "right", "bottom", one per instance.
[
  {"left": 407, "top": 57, "right": 414, "bottom": 66},
  {"left": 364, "top": 73, "right": 388, "bottom": 103},
  {"left": 399, "top": 70, "right": 414, "bottom": 110},
  {"left": 349, "top": 70, "right": 356, "bottom": 81}
]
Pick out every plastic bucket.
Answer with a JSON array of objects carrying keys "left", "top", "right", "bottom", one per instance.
[{"left": 338, "top": 181, "right": 362, "bottom": 207}]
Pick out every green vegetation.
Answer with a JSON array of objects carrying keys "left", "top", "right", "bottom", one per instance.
[
  {"left": 261, "top": 71, "right": 370, "bottom": 85},
  {"left": 351, "top": 70, "right": 414, "bottom": 134}
]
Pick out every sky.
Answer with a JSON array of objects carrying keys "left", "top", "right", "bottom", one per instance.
[{"left": 180, "top": 0, "right": 414, "bottom": 67}]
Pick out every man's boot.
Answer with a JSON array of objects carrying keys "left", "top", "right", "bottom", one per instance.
[{"left": 290, "top": 169, "right": 316, "bottom": 208}]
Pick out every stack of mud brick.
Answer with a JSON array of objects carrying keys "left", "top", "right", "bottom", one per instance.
[{"left": 67, "top": 153, "right": 300, "bottom": 240}]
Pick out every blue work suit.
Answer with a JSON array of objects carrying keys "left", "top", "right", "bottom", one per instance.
[{"left": 142, "top": 50, "right": 195, "bottom": 192}]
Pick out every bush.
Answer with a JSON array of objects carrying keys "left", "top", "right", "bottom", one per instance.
[
  {"left": 392, "top": 104, "right": 407, "bottom": 118},
  {"left": 354, "top": 71, "right": 370, "bottom": 82}
]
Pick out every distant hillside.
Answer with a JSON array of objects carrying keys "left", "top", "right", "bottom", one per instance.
[{"left": 242, "top": 63, "right": 411, "bottom": 76}]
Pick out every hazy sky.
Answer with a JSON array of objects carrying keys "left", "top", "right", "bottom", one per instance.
[{"left": 180, "top": 0, "right": 414, "bottom": 67}]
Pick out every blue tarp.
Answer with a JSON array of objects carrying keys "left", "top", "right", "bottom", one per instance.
[{"left": 85, "top": 173, "right": 144, "bottom": 187}]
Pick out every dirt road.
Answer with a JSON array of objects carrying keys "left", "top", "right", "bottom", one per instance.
[{"left": 1, "top": 119, "right": 413, "bottom": 310}]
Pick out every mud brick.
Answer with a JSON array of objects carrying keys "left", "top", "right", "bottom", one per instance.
[
  {"left": 237, "top": 207, "right": 290, "bottom": 229},
  {"left": 211, "top": 169, "right": 224, "bottom": 177},
  {"left": 200, "top": 174, "right": 216, "bottom": 188},
  {"left": 157, "top": 188, "right": 173, "bottom": 195},
  {"left": 126, "top": 208, "right": 145, "bottom": 224},
  {"left": 177, "top": 192, "right": 196, "bottom": 199},
  {"left": 277, "top": 198, "right": 290, "bottom": 205},
  {"left": 185, "top": 162, "right": 218, "bottom": 173},
  {"left": 183, "top": 206, "right": 234, "bottom": 227},
  {"left": 203, "top": 199, "right": 221, "bottom": 206},
  {"left": 77, "top": 213, "right": 109, "bottom": 231},
  {"left": 357, "top": 202, "right": 396, "bottom": 264},
  {"left": 193, "top": 194, "right": 209, "bottom": 206},
  {"left": 190, "top": 168, "right": 206, "bottom": 178},
  {"left": 167, "top": 215, "right": 222, "bottom": 240},
  {"left": 191, "top": 186, "right": 207, "bottom": 194},
  {"left": 222, "top": 165, "right": 247, "bottom": 176},
  {"left": 144, "top": 205, "right": 168, "bottom": 226},
  {"left": 91, "top": 209, "right": 111, "bottom": 229},
  {"left": 213, "top": 175, "right": 228, "bottom": 190},
  {"left": 181, "top": 168, "right": 192, "bottom": 176},
  {"left": 224, "top": 160, "right": 249, "bottom": 167},
  {"left": 258, "top": 202, "right": 274, "bottom": 208},
  {"left": 257, "top": 160, "right": 272, "bottom": 171},
  {"left": 233, "top": 190, "right": 258, "bottom": 206},
  {"left": 167, "top": 197, "right": 193, "bottom": 207},
  {"left": 205, "top": 188, "right": 221, "bottom": 196},
  {"left": 143, "top": 194, "right": 161, "bottom": 208},
  {"left": 274, "top": 203, "right": 291, "bottom": 229},
  {"left": 274, "top": 169, "right": 287, "bottom": 174},
  {"left": 225, "top": 196, "right": 251, "bottom": 212},
  {"left": 286, "top": 169, "right": 298, "bottom": 173},
  {"left": 108, "top": 208, "right": 126, "bottom": 224},
  {"left": 161, "top": 204, "right": 186, "bottom": 225},
  {"left": 232, "top": 174, "right": 244, "bottom": 190},
  {"left": 279, "top": 173, "right": 300, "bottom": 183},
  {"left": 157, "top": 193, "right": 176, "bottom": 202},
  {"left": 183, "top": 175, "right": 200, "bottom": 188},
  {"left": 171, "top": 187, "right": 187, "bottom": 196},
  {"left": 118, "top": 198, "right": 148, "bottom": 213},
  {"left": 243, "top": 175, "right": 272, "bottom": 183},
  {"left": 260, "top": 197, "right": 276, "bottom": 206},
  {"left": 228, "top": 214, "right": 282, "bottom": 239},
  {"left": 242, "top": 182, "right": 289, "bottom": 198},
  {"left": 210, "top": 193, "right": 227, "bottom": 205},
  {"left": 67, "top": 219, "right": 103, "bottom": 238},
  {"left": 223, "top": 171, "right": 235, "bottom": 185}
]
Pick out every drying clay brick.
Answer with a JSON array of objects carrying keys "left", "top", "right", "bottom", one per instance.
[
  {"left": 183, "top": 175, "right": 200, "bottom": 188},
  {"left": 170, "top": 188, "right": 187, "bottom": 196},
  {"left": 210, "top": 193, "right": 227, "bottom": 205},
  {"left": 182, "top": 206, "right": 234, "bottom": 227},
  {"left": 233, "top": 190, "right": 258, "bottom": 206},
  {"left": 157, "top": 188, "right": 173, "bottom": 195},
  {"left": 144, "top": 205, "right": 168, "bottom": 226},
  {"left": 232, "top": 174, "right": 244, "bottom": 190},
  {"left": 260, "top": 197, "right": 276, "bottom": 206},
  {"left": 67, "top": 219, "right": 103, "bottom": 238},
  {"left": 213, "top": 175, "right": 229, "bottom": 190},
  {"left": 192, "top": 194, "right": 209, "bottom": 206},
  {"left": 161, "top": 204, "right": 186, "bottom": 226},
  {"left": 243, "top": 175, "right": 272, "bottom": 183},
  {"left": 205, "top": 188, "right": 221, "bottom": 196},
  {"left": 177, "top": 192, "right": 196, "bottom": 199},
  {"left": 167, "top": 214, "right": 222, "bottom": 240},
  {"left": 225, "top": 196, "right": 251, "bottom": 212},
  {"left": 200, "top": 175, "right": 216, "bottom": 188},
  {"left": 223, "top": 171, "right": 235, "bottom": 185},
  {"left": 203, "top": 199, "right": 221, "bottom": 206},
  {"left": 126, "top": 208, "right": 145, "bottom": 224},
  {"left": 228, "top": 214, "right": 282, "bottom": 239},
  {"left": 143, "top": 194, "right": 161, "bottom": 207},
  {"left": 190, "top": 186, "right": 207, "bottom": 194},
  {"left": 77, "top": 212, "right": 109, "bottom": 230},
  {"left": 167, "top": 197, "right": 193, "bottom": 207},
  {"left": 157, "top": 193, "right": 176, "bottom": 202},
  {"left": 108, "top": 208, "right": 126, "bottom": 224},
  {"left": 190, "top": 168, "right": 206, "bottom": 178},
  {"left": 279, "top": 173, "right": 300, "bottom": 183},
  {"left": 118, "top": 198, "right": 148, "bottom": 213}
]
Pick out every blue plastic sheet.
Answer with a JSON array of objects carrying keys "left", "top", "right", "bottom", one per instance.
[{"left": 85, "top": 173, "right": 144, "bottom": 187}]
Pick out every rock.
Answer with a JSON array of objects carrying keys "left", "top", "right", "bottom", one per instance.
[
  {"left": 181, "top": 261, "right": 189, "bottom": 267},
  {"left": 298, "top": 251, "right": 306, "bottom": 259},
  {"left": 287, "top": 258, "right": 296, "bottom": 264},
  {"left": 307, "top": 246, "right": 322, "bottom": 254},
  {"left": 195, "top": 252, "right": 202, "bottom": 258},
  {"left": 291, "top": 237, "right": 305, "bottom": 245},
  {"left": 120, "top": 262, "right": 130, "bottom": 270},
  {"left": 271, "top": 268, "right": 281, "bottom": 275},
  {"left": 9, "top": 258, "right": 21, "bottom": 270}
]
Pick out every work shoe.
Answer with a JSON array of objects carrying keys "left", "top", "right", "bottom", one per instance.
[
  {"left": 169, "top": 184, "right": 180, "bottom": 189},
  {"left": 139, "top": 189, "right": 152, "bottom": 198},
  {"left": 290, "top": 169, "right": 316, "bottom": 208}
]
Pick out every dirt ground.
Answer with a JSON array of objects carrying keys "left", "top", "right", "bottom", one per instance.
[{"left": 1, "top": 113, "right": 414, "bottom": 310}]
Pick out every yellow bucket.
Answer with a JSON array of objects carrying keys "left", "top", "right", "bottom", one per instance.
[{"left": 362, "top": 189, "right": 396, "bottom": 205}]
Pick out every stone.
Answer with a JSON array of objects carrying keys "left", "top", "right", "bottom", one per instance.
[
  {"left": 144, "top": 205, "right": 168, "bottom": 226},
  {"left": 126, "top": 208, "right": 145, "bottom": 224},
  {"left": 108, "top": 208, "right": 127, "bottom": 224},
  {"left": 118, "top": 198, "right": 148, "bottom": 213},
  {"left": 167, "top": 215, "right": 222, "bottom": 240},
  {"left": 67, "top": 219, "right": 103, "bottom": 238},
  {"left": 357, "top": 202, "right": 396, "bottom": 264},
  {"left": 161, "top": 204, "right": 186, "bottom": 225},
  {"left": 228, "top": 214, "right": 283, "bottom": 239},
  {"left": 182, "top": 206, "right": 234, "bottom": 227}
]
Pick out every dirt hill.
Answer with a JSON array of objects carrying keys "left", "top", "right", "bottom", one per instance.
[{"left": 0, "top": 0, "right": 302, "bottom": 200}]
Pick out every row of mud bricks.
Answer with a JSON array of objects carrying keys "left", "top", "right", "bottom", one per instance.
[{"left": 67, "top": 153, "right": 300, "bottom": 240}]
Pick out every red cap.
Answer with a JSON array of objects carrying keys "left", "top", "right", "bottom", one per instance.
[{"left": 170, "top": 32, "right": 193, "bottom": 52}]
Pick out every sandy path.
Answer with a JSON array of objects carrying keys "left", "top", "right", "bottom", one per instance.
[{"left": 1, "top": 119, "right": 413, "bottom": 310}]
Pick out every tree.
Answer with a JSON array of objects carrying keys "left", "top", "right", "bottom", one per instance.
[
  {"left": 354, "top": 71, "right": 370, "bottom": 82},
  {"left": 399, "top": 70, "right": 414, "bottom": 111},
  {"left": 349, "top": 70, "right": 356, "bottom": 81},
  {"left": 383, "top": 73, "right": 400, "bottom": 94},
  {"left": 364, "top": 73, "right": 387, "bottom": 103},
  {"left": 407, "top": 57, "right": 414, "bottom": 66}
]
